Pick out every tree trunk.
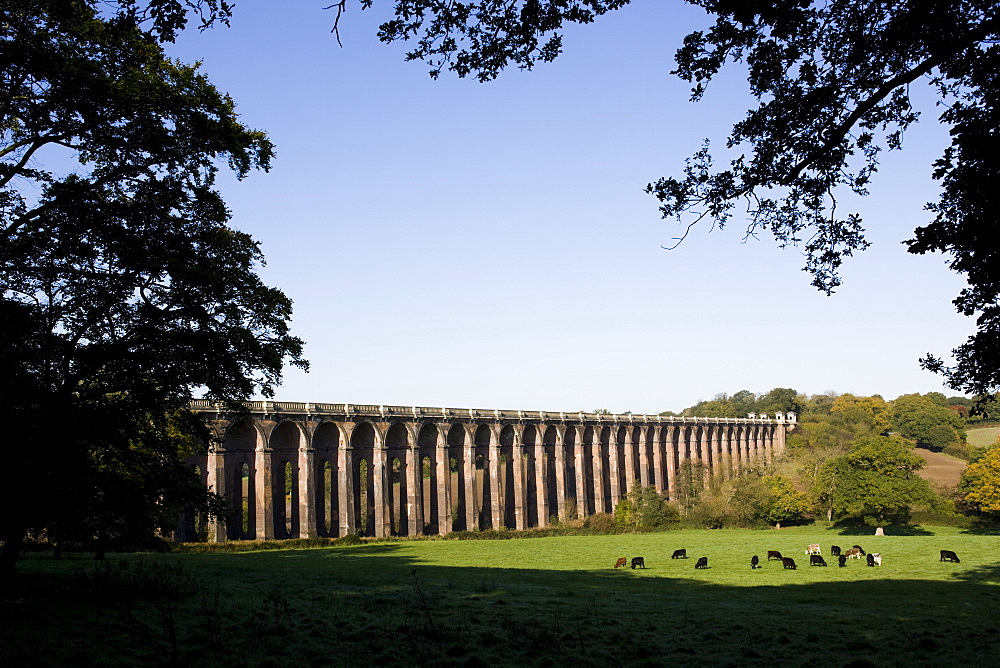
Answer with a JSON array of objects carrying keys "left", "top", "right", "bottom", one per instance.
[
  {"left": 94, "top": 529, "right": 107, "bottom": 561},
  {"left": 875, "top": 526, "right": 885, "bottom": 536},
  {"left": 0, "top": 529, "right": 26, "bottom": 583}
]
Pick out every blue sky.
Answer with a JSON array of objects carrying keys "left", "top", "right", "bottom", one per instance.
[{"left": 168, "top": 2, "right": 971, "bottom": 414}]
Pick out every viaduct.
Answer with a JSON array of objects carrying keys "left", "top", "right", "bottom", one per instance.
[{"left": 184, "top": 401, "right": 796, "bottom": 542}]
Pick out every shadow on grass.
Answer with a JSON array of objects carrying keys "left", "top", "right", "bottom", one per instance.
[
  {"left": 951, "top": 561, "right": 1000, "bottom": 584},
  {"left": 834, "top": 524, "right": 934, "bottom": 536},
  {"left": 6, "top": 543, "right": 1000, "bottom": 666},
  {"left": 960, "top": 520, "right": 1000, "bottom": 535}
]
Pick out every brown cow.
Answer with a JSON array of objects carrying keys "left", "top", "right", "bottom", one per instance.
[
  {"left": 940, "top": 550, "right": 960, "bottom": 563},
  {"left": 695, "top": 556, "right": 709, "bottom": 569},
  {"left": 767, "top": 550, "right": 783, "bottom": 561},
  {"left": 844, "top": 547, "right": 863, "bottom": 559},
  {"left": 614, "top": 557, "right": 628, "bottom": 569},
  {"left": 631, "top": 557, "right": 646, "bottom": 569}
]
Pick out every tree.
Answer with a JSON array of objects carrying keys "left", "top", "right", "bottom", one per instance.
[
  {"left": 0, "top": 1, "right": 305, "bottom": 576},
  {"left": 351, "top": 0, "right": 1000, "bottom": 399},
  {"left": 760, "top": 475, "right": 809, "bottom": 528},
  {"left": 756, "top": 388, "right": 801, "bottom": 417},
  {"left": 818, "top": 436, "right": 935, "bottom": 531},
  {"left": 891, "top": 393, "right": 966, "bottom": 450},
  {"left": 672, "top": 459, "right": 706, "bottom": 516},
  {"left": 613, "top": 484, "right": 678, "bottom": 530},
  {"left": 729, "top": 389, "right": 759, "bottom": 417},
  {"left": 830, "top": 394, "right": 892, "bottom": 435},
  {"left": 959, "top": 445, "right": 1000, "bottom": 515},
  {"left": 682, "top": 394, "right": 736, "bottom": 418}
]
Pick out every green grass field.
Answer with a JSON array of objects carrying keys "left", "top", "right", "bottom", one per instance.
[
  {"left": 4, "top": 526, "right": 1000, "bottom": 666},
  {"left": 968, "top": 426, "right": 1000, "bottom": 448}
]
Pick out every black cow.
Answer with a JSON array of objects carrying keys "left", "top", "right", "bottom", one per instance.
[
  {"left": 767, "top": 550, "right": 783, "bottom": 561},
  {"left": 672, "top": 549, "right": 687, "bottom": 559},
  {"left": 940, "top": 550, "right": 961, "bottom": 563},
  {"left": 809, "top": 554, "right": 828, "bottom": 567},
  {"left": 695, "top": 556, "right": 709, "bottom": 569},
  {"left": 751, "top": 555, "right": 760, "bottom": 569},
  {"left": 631, "top": 557, "right": 646, "bottom": 569},
  {"left": 830, "top": 545, "right": 842, "bottom": 557},
  {"left": 838, "top": 554, "right": 847, "bottom": 568},
  {"left": 781, "top": 557, "right": 797, "bottom": 570},
  {"left": 853, "top": 545, "right": 866, "bottom": 555},
  {"left": 866, "top": 553, "right": 876, "bottom": 567}
]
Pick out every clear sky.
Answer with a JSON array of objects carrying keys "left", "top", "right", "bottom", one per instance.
[{"left": 168, "top": 2, "right": 971, "bottom": 414}]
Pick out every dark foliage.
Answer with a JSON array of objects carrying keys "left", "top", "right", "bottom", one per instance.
[{"left": 0, "top": 1, "right": 305, "bottom": 575}]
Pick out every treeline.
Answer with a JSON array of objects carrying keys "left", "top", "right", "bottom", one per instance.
[
  {"left": 670, "top": 388, "right": 990, "bottom": 459},
  {"left": 612, "top": 388, "right": 1000, "bottom": 532}
]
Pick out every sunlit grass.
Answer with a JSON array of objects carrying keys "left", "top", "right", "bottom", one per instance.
[{"left": 968, "top": 425, "right": 1000, "bottom": 448}]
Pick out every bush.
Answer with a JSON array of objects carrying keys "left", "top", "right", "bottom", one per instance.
[
  {"left": 584, "top": 513, "right": 615, "bottom": 533},
  {"left": 908, "top": 510, "right": 971, "bottom": 527},
  {"left": 613, "top": 485, "right": 680, "bottom": 531},
  {"left": 943, "top": 442, "right": 970, "bottom": 460}
]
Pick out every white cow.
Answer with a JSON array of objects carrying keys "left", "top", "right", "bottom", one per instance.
[{"left": 805, "top": 543, "right": 821, "bottom": 555}]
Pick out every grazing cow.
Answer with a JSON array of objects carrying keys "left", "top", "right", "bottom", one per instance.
[
  {"left": 838, "top": 554, "right": 847, "bottom": 568},
  {"left": 671, "top": 549, "right": 687, "bottom": 559},
  {"left": 844, "top": 547, "right": 863, "bottom": 559},
  {"left": 805, "top": 543, "right": 821, "bottom": 555},
  {"left": 695, "top": 557, "right": 709, "bottom": 569},
  {"left": 767, "top": 550, "right": 783, "bottom": 561},
  {"left": 809, "top": 554, "right": 828, "bottom": 567},
  {"left": 751, "top": 555, "right": 760, "bottom": 569},
  {"left": 781, "top": 557, "right": 797, "bottom": 570},
  {"left": 853, "top": 544, "right": 866, "bottom": 555},
  {"left": 631, "top": 556, "right": 646, "bottom": 569},
  {"left": 871, "top": 553, "right": 882, "bottom": 566},
  {"left": 614, "top": 557, "right": 628, "bottom": 569},
  {"left": 866, "top": 553, "right": 877, "bottom": 567},
  {"left": 830, "top": 545, "right": 842, "bottom": 557},
  {"left": 940, "top": 550, "right": 961, "bottom": 563}
]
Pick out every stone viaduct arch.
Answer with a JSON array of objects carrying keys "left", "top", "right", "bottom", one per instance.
[{"left": 192, "top": 401, "right": 795, "bottom": 542}]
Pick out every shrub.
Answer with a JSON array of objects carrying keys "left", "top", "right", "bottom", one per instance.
[
  {"left": 583, "top": 513, "right": 615, "bottom": 533},
  {"left": 613, "top": 485, "right": 680, "bottom": 531},
  {"left": 943, "top": 442, "right": 970, "bottom": 460}
]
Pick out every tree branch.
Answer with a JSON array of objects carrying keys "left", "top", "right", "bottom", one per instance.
[{"left": 786, "top": 15, "right": 1000, "bottom": 183}]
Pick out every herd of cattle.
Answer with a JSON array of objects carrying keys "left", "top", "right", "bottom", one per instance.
[{"left": 613, "top": 545, "right": 963, "bottom": 571}]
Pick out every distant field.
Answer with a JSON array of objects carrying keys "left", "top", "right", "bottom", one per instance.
[
  {"left": 4, "top": 526, "right": 1000, "bottom": 666},
  {"left": 915, "top": 448, "right": 966, "bottom": 487},
  {"left": 968, "top": 426, "right": 1000, "bottom": 448}
]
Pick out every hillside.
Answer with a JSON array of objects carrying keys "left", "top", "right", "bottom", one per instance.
[
  {"left": 967, "top": 425, "right": 1000, "bottom": 448},
  {"left": 914, "top": 447, "right": 966, "bottom": 488}
]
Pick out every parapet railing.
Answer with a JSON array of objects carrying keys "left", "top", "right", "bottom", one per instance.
[{"left": 189, "top": 399, "right": 795, "bottom": 424}]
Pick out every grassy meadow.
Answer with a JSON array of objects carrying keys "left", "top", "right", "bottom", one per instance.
[
  {"left": 4, "top": 526, "right": 1000, "bottom": 666},
  {"left": 968, "top": 425, "right": 1000, "bottom": 448}
]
